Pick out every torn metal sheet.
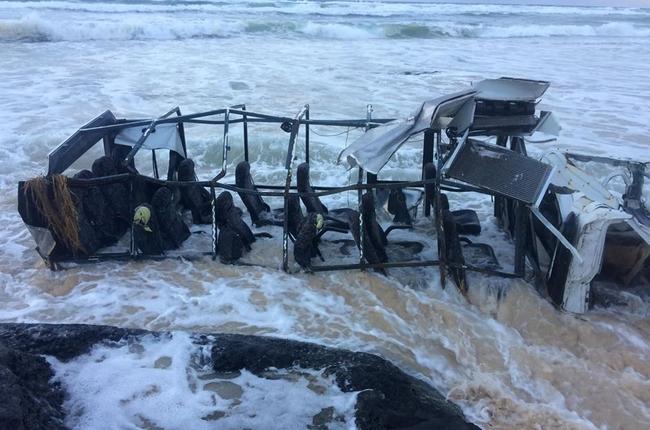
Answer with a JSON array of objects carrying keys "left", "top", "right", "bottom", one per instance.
[
  {"left": 337, "top": 90, "right": 476, "bottom": 174},
  {"left": 115, "top": 123, "right": 185, "bottom": 157},
  {"left": 542, "top": 151, "right": 620, "bottom": 209}
]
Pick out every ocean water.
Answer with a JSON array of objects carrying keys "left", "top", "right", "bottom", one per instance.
[{"left": 1, "top": 1, "right": 650, "bottom": 429}]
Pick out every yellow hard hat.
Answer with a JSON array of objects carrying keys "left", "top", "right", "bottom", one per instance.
[
  {"left": 315, "top": 213, "right": 324, "bottom": 231},
  {"left": 133, "top": 206, "right": 153, "bottom": 232}
]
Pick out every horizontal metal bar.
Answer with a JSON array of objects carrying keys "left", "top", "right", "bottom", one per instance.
[
  {"left": 80, "top": 109, "right": 229, "bottom": 133},
  {"left": 47, "top": 172, "right": 501, "bottom": 203},
  {"left": 58, "top": 173, "right": 441, "bottom": 198},
  {"left": 54, "top": 173, "right": 132, "bottom": 187},
  {"left": 51, "top": 251, "right": 216, "bottom": 265},
  {"left": 182, "top": 118, "right": 245, "bottom": 125},
  {"left": 255, "top": 184, "right": 343, "bottom": 191},
  {"left": 310, "top": 259, "right": 521, "bottom": 280},
  {"left": 52, "top": 252, "right": 521, "bottom": 279},
  {"left": 440, "top": 180, "right": 491, "bottom": 194},
  {"left": 80, "top": 109, "right": 394, "bottom": 134},
  {"left": 188, "top": 177, "right": 437, "bottom": 197},
  {"left": 310, "top": 260, "right": 440, "bottom": 272},
  {"left": 449, "top": 263, "right": 522, "bottom": 279}
]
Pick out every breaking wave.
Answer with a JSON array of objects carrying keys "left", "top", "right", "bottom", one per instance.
[
  {"left": 0, "top": 14, "right": 242, "bottom": 42},
  {"left": 1, "top": 1, "right": 649, "bottom": 18},
  {"left": 2, "top": 14, "right": 650, "bottom": 43}
]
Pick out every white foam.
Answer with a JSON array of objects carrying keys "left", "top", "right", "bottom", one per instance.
[
  {"left": 2, "top": 7, "right": 650, "bottom": 43},
  {"left": 300, "top": 21, "right": 377, "bottom": 39},
  {"left": 480, "top": 22, "right": 650, "bottom": 38},
  {"left": 48, "top": 332, "right": 359, "bottom": 429},
  {"left": 0, "top": 12, "right": 246, "bottom": 42},
  {"left": 1, "top": 1, "right": 647, "bottom": 18}
]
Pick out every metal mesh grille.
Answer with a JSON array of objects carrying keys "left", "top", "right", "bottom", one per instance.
[{"left": 445, "top": 140, "right": 552, "bottom": 204}]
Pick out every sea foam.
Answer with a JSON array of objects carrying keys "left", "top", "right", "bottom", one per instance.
[
  {"left": 2, "top": 13, "right": 650, "bottom": 43},
  {"left": 48, "top": 332, "right": 359, "bottom": 430}
]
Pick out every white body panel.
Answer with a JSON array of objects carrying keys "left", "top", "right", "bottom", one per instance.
[{"left": 542, "top": 152, "right": 650, "bottom": 313}]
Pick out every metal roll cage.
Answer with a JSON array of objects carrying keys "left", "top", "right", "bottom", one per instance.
[{"left": 37, "top": 104, "right": 536, "bottom": 293}]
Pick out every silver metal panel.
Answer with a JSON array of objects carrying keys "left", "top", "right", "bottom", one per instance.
[
  {"left": 338, "top": 90, "right": 476, "bottom": 174},
  {"left": 115, "top": 123, "right": 185, "bottom": 156},
  {"left": 445, "top": 139, "right": 553, "bottom": 204},
  {"left": 473, "top": 77, "right": 550, "bottom": 102}
]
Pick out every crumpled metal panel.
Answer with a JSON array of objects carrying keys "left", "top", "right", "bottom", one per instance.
[
  {"left": 338, "top": 90, "right": 476, "bottom": 174},
  {"left": 542, "top": 151, "right": 620, "bottom": 209},
  {"left": 115, "top": 123, "right": 185, "bottom": 156}
]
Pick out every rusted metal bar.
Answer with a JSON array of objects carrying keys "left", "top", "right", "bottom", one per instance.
[
  {"left": 210, "top": 185, "right": 217, "bottom": 260},
  {"left": 305, "top": 105, "right": 310, "bottom": 163},
  {"left": 282, "top": 105, "right": 309, "bottom": 272}
]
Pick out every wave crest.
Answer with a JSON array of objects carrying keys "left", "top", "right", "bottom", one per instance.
[
  {"left": 2, "top": 14, "right": 650, "bottom": 43},
  {"left": 1, "top": 1, "right": 649, "bottom": 18},
  {"left": 0, "top": 14, "right": 241, "bottom": 42}
]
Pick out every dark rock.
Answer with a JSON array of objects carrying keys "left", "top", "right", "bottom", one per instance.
[
  {"left": 0, "top": 344, "right": 65, "bottom": 430},
  {"left": 0, "top": 323, "right": 147, "bottom": 361},
  {"left": 211, "top": 334, "right": 480, "bottom": 430},
  {"left": 0, "top": 323, "right": 478, "bottom": 430},
  {"left": 309, "top": 406, "right": 343, "bottom": 430}
]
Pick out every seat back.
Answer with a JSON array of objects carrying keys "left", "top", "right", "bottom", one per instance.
[
  {"left": 297, "top": 163, "right": 328, "bottom": 214},
  {"left": 235, "top": 161, "right": 270, "bottom": 225},
  {"left": 361, "top": 192, "right": 388, "bottom": 264},
  {"left": 387, "top": 189, "right": 412, "bottom": 225}
]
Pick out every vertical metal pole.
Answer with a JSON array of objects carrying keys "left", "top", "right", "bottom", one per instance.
[
  {"left": 242, "top": 105, "right": 249, "bottom": 163},
  {"left": 282, "top": 106, "right": 308, "bottom": 272},
  {"left": 210, "top": 185, "right": 217, "bottom": 260},
  {"left": 305, "top": 105, "right": 310, "bottom": 163},
  {"left": 434, "top": 131, "right": 446, "bottom": 288},
  {"left": 358, "top": 167, "right": 365, "bottom": 266},
  {"left": 129, "top": 179, "right": 136, "bottom": 257},
  {"left": 102, "top": 134, "right": 112, "bottom": 158},
  {"left": 511, "top": 136, "right": 527, "bottom": 156},
  {"left": 221, "top": 109, "right": 230, "bottom": 176},
  {"left": 168, "top": 109, "right": 185, "bottom": 180},
  {"left": 358, "top": 104, "right": 373, "bottom": 267},
  {"left": 493, "top": 135, "right": 508, "bottom": 219},
  {"left": 176, "top": 108, "right": 187, "bottom": 157},
  {"left": 423, "top": 129, "right": 434, "bottom": 217},
  {"left": 625, "top": 163, "right": 645, "bottom": 209},
  {"left": 152, "top": 150, "right": 159, "bottom": 179}
]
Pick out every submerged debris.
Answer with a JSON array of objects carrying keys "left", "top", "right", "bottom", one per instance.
[{"left": 16, "top": 77, "right": 650, "bottom": 314}]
